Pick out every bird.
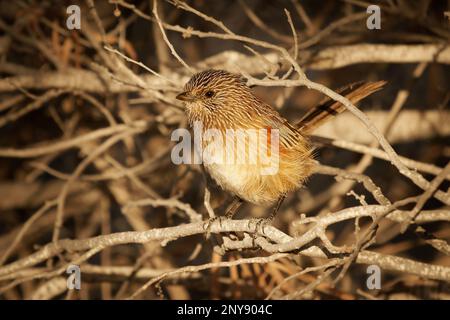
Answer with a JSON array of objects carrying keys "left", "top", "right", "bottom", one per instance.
[{"left": 176, "top": 69, "right": 385, "bottom": 221}]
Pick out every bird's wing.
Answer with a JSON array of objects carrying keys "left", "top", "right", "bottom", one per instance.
[{"left": 254, "top": 102, "right": 304, "bottom": 150}]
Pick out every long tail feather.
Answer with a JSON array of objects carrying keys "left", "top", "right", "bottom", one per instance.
[{"left": 296, "top": 81, "right": 387, "bottom": 133}]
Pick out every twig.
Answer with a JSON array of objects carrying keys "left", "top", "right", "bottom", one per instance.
[
  {"left": 0, "top": 90, "right": 65, "bottom": 128},
  {"left": 1, "top": 211, "right": 449, "bottom": 282},
  {"left": 128, "top": 253, "right": 288, "bottom": 299},
  {"left": 402, "top": 162, "right": 450, "bottom": 231},
  {"left": 124, "top": 198, "right": 202, "bottom": 222},
  {"left": 152, "top": 0, "right": 193, "bottom": 72},
  {"left": 0, "top": 122, "right": 147, "bottom": 158},
  {"left": 104, "top": 45, "right": 178, "bottom": 86},
  {"left": 52, "top": 126, "right": 147, "bottom": 243}
]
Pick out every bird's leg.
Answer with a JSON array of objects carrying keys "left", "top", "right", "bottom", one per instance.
[
  {"left": 225, "top": 197, "right": 244, "bottom": 219},
  {"left": 204, "top": 196, "right": 243, "bottom": 239},
  {"left": 252, "top": 194, "right": 287, "bottom": 237},
  {"left": 268, "top": 193, "right": 287, "bottom": 221}
]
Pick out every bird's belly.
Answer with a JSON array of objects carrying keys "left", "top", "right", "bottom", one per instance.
[
  {"left": 200, "top": 138, "right": 276, "bottom": 205},
  {"left": 205, "top": 163, "right": 264, "bottom": 204}
]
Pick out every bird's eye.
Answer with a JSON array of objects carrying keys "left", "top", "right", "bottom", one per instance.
[{"left": 205, "top": 90, "right": 214, "bottom": 98}]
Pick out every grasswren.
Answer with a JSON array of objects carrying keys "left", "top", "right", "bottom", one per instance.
[{"left": 176, "top": 69, "right": 385, "bottom": 219}]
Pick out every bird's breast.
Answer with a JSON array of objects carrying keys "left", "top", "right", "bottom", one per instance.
[{"left": 198, "top": 130, "right": 287, "bottom": 205}]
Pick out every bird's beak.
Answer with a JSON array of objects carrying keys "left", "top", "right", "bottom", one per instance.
[{"left": 176, "top": 91, "right": 195, "bottom": 102}]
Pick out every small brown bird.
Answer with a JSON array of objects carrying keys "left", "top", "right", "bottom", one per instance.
[{"left": 176, "top": 69, "right": 385, "bottom": 220}]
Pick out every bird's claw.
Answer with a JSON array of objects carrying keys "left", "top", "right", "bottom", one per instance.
[
  {"left": 247, "top": 217, "right": 274, "bottom": 246},
  {"left": 247, "top": 217, "right": 273, "bottom": 233},
  {"left": 203, "top": 216, "right": 226, "bottom": 239}
]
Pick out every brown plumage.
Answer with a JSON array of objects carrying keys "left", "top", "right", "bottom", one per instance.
[
  {"left": 296, "top": 81, "right": 386, "bottom": 133},
  {"left": 176, "top": 69, "right": 385, "bottom": 217}
]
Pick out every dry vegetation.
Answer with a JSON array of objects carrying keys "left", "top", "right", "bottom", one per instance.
[{"left": 0, "top": 0, "right": 449, "bottom": 300}]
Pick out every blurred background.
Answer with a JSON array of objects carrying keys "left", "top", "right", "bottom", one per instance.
[{"left": 0, "top": 0, "right": 449, "bottom": 300}]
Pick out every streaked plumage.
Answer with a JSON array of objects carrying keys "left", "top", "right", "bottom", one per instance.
[{"left": 176, "top": 69, "right": 385, "bottom": 208}]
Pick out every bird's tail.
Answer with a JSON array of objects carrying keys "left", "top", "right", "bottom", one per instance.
[{"left": 295, "top": 81, "right": 387, "bottom": 133}]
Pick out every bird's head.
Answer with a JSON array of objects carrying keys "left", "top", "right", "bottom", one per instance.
[{"left": 176, "top": 69, "right": 253, "bottom": 127}]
